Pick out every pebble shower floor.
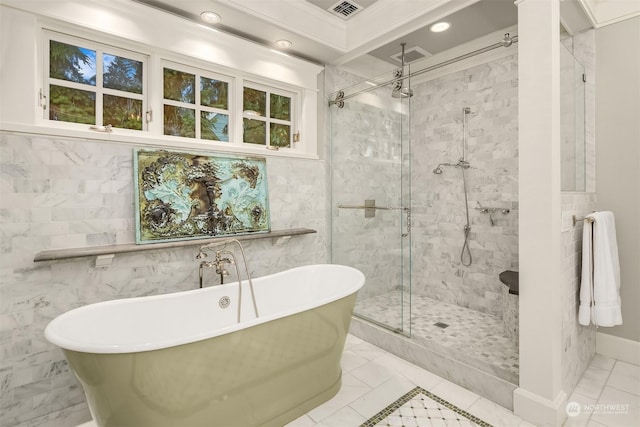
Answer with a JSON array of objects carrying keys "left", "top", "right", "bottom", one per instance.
[{"left": 355, "top": 292, "right": 519, "bottom": 384}]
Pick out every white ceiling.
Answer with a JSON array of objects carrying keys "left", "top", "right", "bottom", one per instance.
[
  {"left": 115, "top": 1, "right": 639, "bottom": 67},
  {"left": 132, "top": 0, "right": 521, "bottom": 66},
  {"left": 368, "top": 0, "right": 518, "bottom": 66}
]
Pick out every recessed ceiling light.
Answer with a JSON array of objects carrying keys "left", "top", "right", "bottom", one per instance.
[
  {"left": 200, "top": 11, "right": 221, "bottom": 24},
  {"left": 275, "top": 39, "right": 292, "bottom": 49},
  {"left": 430, "top": 21, "right": 450, "bottom": 33}
]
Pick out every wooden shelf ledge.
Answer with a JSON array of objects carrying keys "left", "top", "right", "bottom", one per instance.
[{"left": 34, "top": 228, "right": 317, "bottom": 262}]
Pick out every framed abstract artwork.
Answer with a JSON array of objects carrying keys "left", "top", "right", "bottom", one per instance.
[{"left": 134, "top": 149, "right": 270, "bottom": 244}]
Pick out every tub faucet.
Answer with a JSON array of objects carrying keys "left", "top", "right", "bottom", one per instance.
[
  {"left": 213, "top": 250, "right": 235, "bottom": 282},
  {"left": 195, "top": 238, "right": 259, "bottom": 321},
  {"left": 198, "top": 261, "right": 213, "bottom": 289}
]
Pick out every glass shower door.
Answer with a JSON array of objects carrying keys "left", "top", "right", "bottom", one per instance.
[{"left": 330, "top": 81, "right": 412, "bottom": 335}]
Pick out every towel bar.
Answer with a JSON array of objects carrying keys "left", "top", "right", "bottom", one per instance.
[{"left": 572, "top": 214, "right": 595, "bottom": 226}]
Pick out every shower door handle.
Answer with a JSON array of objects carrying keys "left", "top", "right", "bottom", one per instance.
[
  {"left": 337, "top": 203, "right": 409, "bottom": 217},
  {"left": 337, "top": 201, "right": 411, "bottom": 237}
]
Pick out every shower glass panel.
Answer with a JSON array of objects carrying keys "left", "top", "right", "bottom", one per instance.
[
  {"left": 560, "top": 42, "right": 586, "bottom": 192},
  {"left": 330, "top": 79, "right": 412, "bottom": 335}
]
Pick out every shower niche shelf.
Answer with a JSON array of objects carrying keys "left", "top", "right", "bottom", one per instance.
[{"left": 33, "top": 228, "right": 316, "bottom": 263}]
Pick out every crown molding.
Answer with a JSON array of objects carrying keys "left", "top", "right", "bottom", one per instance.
[
  {"left": 217, "top": 0, "right": 348, "bottom": 50},
  {"left": 577, "top": 0, "right": 640, "bottom": 28},
  {"left": 333, "top": 0, "right": 479, "bottom": 65}
]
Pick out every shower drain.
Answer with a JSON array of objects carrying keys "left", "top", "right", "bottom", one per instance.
[{"left": 433, "top": 322, "right": 449, "bottom": 329}]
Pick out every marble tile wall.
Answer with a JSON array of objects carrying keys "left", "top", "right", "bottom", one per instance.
[
  {"left": 327, "top": 66, "right": 410, "bottom": 303},
  {"left": 328, "top": 56, "right": 519, "bottom": 318},
  {"left": 561, "top": 192, "right": 597, "bottom": 395},
  {"left": 330, "top": 97, "right": 407, "bottom": 302},
  {"left": 0, "top": 132, "right": 327, "bottom": 427},
  {"left": 560, "top": 29, "right": 596, "bottom": 193},
  {"left": 410, "top": 54, "right": 519, "bottom": 317},
  {"left": 574, "top": 30, "right": 596, "bottom": 193},
  {"left": 560, "top": 41, "right": 581, "bottom": 191}
]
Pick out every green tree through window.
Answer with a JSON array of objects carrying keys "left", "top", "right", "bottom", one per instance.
[
  {"left": 163, "top": 66, "right": 230, "bottom": 140},
  {"left": 104, "top": 54, "right": 143, "bottom": 94},
  {"left": 48, "top": 35, "right": 146, "bottom": 130},
  {"left": 49, "top": 40, "right": 95, "bottom": 84},
  {"left": 243, "top": 84, "right": 292, "bottom": 148}
]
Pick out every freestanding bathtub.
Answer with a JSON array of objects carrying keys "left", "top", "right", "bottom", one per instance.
[{"left": 45, "top": 264, "right": 364, "bottom": 427}]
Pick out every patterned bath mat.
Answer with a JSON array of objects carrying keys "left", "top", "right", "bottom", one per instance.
[{"left": 360, "top": 386, "right": 493, "bottom": 427}]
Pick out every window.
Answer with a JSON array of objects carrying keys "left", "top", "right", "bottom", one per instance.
[
  {"left": 243, "top": 83, "right": 295, "bottom": 149},
  {"left": 162, "top": 64, "right": 231, "bottom": 141},
  {"left": 39, "top": 27, "right": 311, "bottom": 156},
  {"left": 46, "top": 32, "right": 147, "bottom": 130}
]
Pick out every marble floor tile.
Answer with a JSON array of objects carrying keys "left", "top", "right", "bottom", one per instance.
[
  {"left": 350, "top": 341, "right": 391, "bottom": 361},
  {"left": 563, "top": 355, "right": 640, "bottom": 427},
  {"left": 590, "top": 385, "right": 640, "bottom": 427},
  {"left": 564, "top": 391, "right": 598, "bottom": 427},
  {"left": 466, "top": 397, "right": 525, "bottom": 426},
  {"left": 607, "top": 361, "right": 640, "bottom": 396},
  {"left": 286, "top": 414, "right": 317, "bottom": 427},
  {"left": 430, "top": 379, "right": 482, "bottom": 411},
  {"left": 316, "top": 406, "right": 366, "bottom": 427},
  {"left": 360, "top": 387, "right": 487, "bottom": 427},
  {"left": 400, "top": 362, "right": 445, "bottom": 390},
  {"left": 574, "top": 366, "right": 613, "bottom": 400},
  {"left": 341, "top": 350, "right": 370, "bottom": 373},
  {"left": 306, "top": 373, "right": 371, "bottom": 423},
  {"left": 588, "top": 354, "right": 616, "bottom": 371},
  {"left": 373, "top": 352, "right": 416, "bottom": 375},
  {"left": 345, "top": 334, "right": 365, "bottom": 349},
  {"left": 350, "top": 359, "right": 397, "bottom": 388},
  {"left": 349, "top": 376, "right": 417, "bottom": 420}
]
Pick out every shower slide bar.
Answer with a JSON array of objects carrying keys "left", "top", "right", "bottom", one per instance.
[{"left": 329, "top": 33, "right": 518, "bottom": 107}]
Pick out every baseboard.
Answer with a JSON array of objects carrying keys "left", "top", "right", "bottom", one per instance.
[
  {"left": 596, "top": 332, "right": 640, "bottom": 365},
  {"left": 513, "top": 387, "right": 568, "bottom": 427}
]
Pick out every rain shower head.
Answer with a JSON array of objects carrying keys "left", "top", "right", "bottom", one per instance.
[{"left": 392, "top": 42, "right": 413, "bottom": 99}]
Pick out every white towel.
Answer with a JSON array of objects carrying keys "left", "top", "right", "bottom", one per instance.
[{"left": 578, "top": 211, "right": 622, "bottom": 327}]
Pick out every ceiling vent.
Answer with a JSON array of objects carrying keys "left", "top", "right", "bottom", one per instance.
[
  {"left": 329, "top": 0, "right": 362, "bottom": 20},
  {"left": 390, "top": 46, "right": 432, "bottom": 64}
]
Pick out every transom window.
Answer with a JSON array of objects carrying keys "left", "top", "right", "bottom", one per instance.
[
  {"left": 42, "top": 29, "right": 305, "bottom": 155},
  {"left": 243, "top": 83, "right": 295, "bottom": 149},
  {"left": 46, "top": 32, "right": 147, "bottom": 130},
  {"left": 162, "top": 64, "right": 231, "bottom": 141}
]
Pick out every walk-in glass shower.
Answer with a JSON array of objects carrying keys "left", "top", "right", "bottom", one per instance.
[
  {"left": 328, "top": 24, "right": 589, "bottom": 407},
  {"left": 329, "top": 73, "right": 412, "bottom": 335},
  {"left": 328, "top": 31, "right": 522, "bottom": 405}
]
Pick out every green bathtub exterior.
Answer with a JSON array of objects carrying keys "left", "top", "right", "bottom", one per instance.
[{"left": 64, "top": 293, "right": 357, "bottom": 427}]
